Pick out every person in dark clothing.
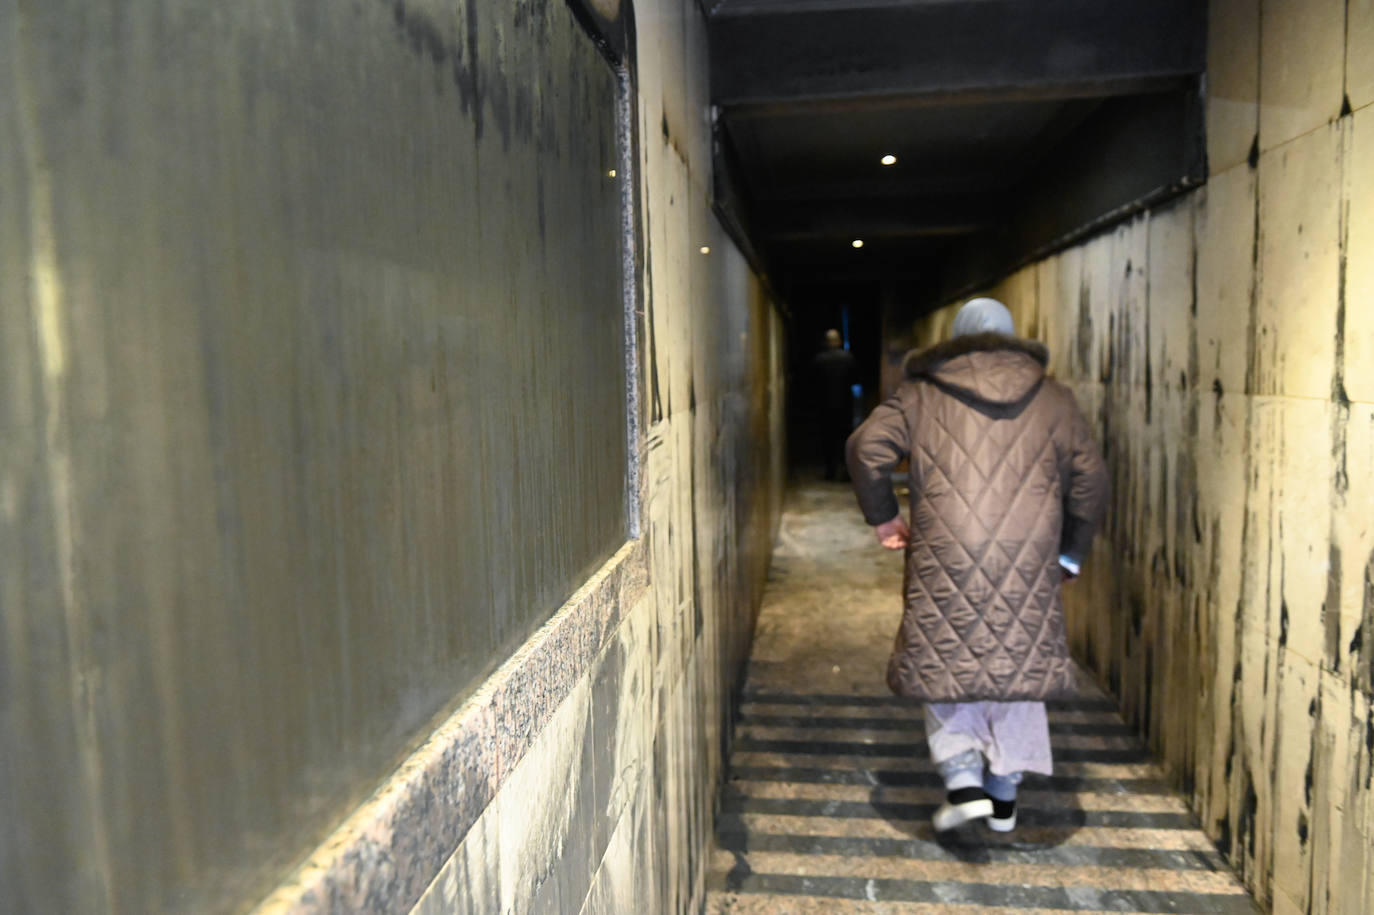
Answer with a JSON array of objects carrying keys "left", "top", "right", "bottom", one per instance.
[{"left": 812, "top": 329, "right": 857, "bottom": 480}]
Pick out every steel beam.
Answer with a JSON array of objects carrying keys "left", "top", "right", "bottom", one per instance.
[
  {"left": 709, "top": 0, "right": 1204, "bottom": 109},
  {"left": 756, "top": 197, "right": 997, "bottom": 241},
  {"left": 932, "top": 86, "right": 1207, "bottom": 304}
]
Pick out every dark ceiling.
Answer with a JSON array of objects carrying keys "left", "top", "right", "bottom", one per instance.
[{"left": 705, "top": 0, "right": 1207, "bottom": 318}]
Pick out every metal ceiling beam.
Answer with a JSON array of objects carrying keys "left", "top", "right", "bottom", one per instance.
[
  {"left": 756, "top": 197, "right": 997, "bottom": 241},
  {"left": 766, "top": 242, "right": 954, "bottom": 274},
  {"left": 709, "top": 0, "right": 1204, "bottom": 109},
  {"left": 932, "top": 87, "right": 1207, "bottom": 305},
  {"left": 740, "top": 172, "right": 1012, "bottom": 202}
]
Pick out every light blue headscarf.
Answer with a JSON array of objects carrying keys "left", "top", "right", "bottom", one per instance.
[{"left": 951, "top": 297, "right": 1014, "bottom": 338}]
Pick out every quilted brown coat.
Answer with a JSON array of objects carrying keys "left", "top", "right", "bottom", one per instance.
[{"left": 846, "top": 333, "right": 1108, "bottom": 702}]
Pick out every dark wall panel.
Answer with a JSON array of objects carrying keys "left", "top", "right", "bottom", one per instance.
[{"left": 0, "top": 0, "right": 626, "bottom": 910}]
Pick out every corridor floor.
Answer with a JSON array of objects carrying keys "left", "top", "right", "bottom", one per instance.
[{"left": 706, "top": 482, "right": 1260, "bottom": 915}]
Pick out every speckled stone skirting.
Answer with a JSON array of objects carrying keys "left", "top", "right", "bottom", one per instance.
[{"left": 254, "top": 540, "right": 648, "bottom": 915}]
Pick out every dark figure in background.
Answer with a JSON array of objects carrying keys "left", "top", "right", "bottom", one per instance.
[{"left": 812, "top": 329, "right": 857, "bottom": 480}]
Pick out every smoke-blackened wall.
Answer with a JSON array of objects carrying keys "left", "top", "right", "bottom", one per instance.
[
  {"left": 0, "top": 0, "right": 627, "bottom": 909},
  {"left": 910, "top": 2, "right": 1374, "bottom": 911},
  {"left": 407, "top": 2, "right": 787, "bottom": 912},
  {"left": 0, "top": 0, "right": 785, "bottom": 913}
]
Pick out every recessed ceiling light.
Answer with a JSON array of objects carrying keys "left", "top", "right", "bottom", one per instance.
[
  {"left": 700, "top": 246, "right": 711, "bottom": 254},
  {"left": 608, "top": 169, "right": 617, "bottom": 177},
  {"left": 851, "top": 239, "right": 864, "bottom": 248},
  {"left": 881, "top": 154, "right": 897, "bottom": 166}
]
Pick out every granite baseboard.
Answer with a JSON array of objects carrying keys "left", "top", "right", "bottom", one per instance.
[{"left": 254, "top": 540, "right": 649, "bottom": 915}]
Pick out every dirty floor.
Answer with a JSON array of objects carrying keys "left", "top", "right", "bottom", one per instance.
[{"left": 706, "top": 481, "right": 1260, "bottom": 914}]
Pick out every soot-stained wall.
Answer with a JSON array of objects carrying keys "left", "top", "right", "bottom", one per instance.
[
  {"left": 1, "top": 1, "right": 629, "bottom": 911},
  {"left": 909, "top": 2, "right": 1374, "bottom": 911},
  {"left": 408, "top": 1, "right": 787, "bottom": 911}
]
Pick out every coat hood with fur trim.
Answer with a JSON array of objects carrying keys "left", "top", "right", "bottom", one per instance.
[{"left": 903, "top": 332, "right": 1050, "bottom": 408}]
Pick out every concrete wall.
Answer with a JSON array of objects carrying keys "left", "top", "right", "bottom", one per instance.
[
  {"left": 909, "top": 2, "right": 1374, "bottom": 912},
  {"left": 2, "top": 0, "right": 784, "bottom": 912}
]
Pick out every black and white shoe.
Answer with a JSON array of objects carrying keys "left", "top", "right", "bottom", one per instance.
[
  {"left": 932, "top": 787, "right": 994, "bottom": 831},
  {"left": 987, "top": 797, "right": 1017, "bottom": 832}
]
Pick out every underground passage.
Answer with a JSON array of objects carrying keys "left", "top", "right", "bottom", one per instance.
[{"left": 2, "top": 1, "right": 1372, "bottom": 913}]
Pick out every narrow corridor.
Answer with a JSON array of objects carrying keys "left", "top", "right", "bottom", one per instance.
[
  {"left": 707, "top": 483, "right": 1261, "bottom": 914},
  {"left": 9, "top": 2, "right": 1374, "bottom": 911}
]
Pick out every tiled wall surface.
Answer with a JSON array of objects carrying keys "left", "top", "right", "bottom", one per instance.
[{"left": 909, "top": 3, "right": 1374, "bottom": 911}]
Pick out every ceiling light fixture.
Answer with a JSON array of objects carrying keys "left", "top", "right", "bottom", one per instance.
[
  {"left": 700, "top": 246, "right": 711, "bottom": 254},
  {"left": 880, "top": 154, "right": 897, "bottom": 166},
  {"left": 851, "top": 239, "right": 864, "bottom": 249}
]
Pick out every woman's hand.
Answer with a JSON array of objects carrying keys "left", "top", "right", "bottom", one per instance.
[{"left": 874, "top": 515, "right": 910, "bottom": 550}]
